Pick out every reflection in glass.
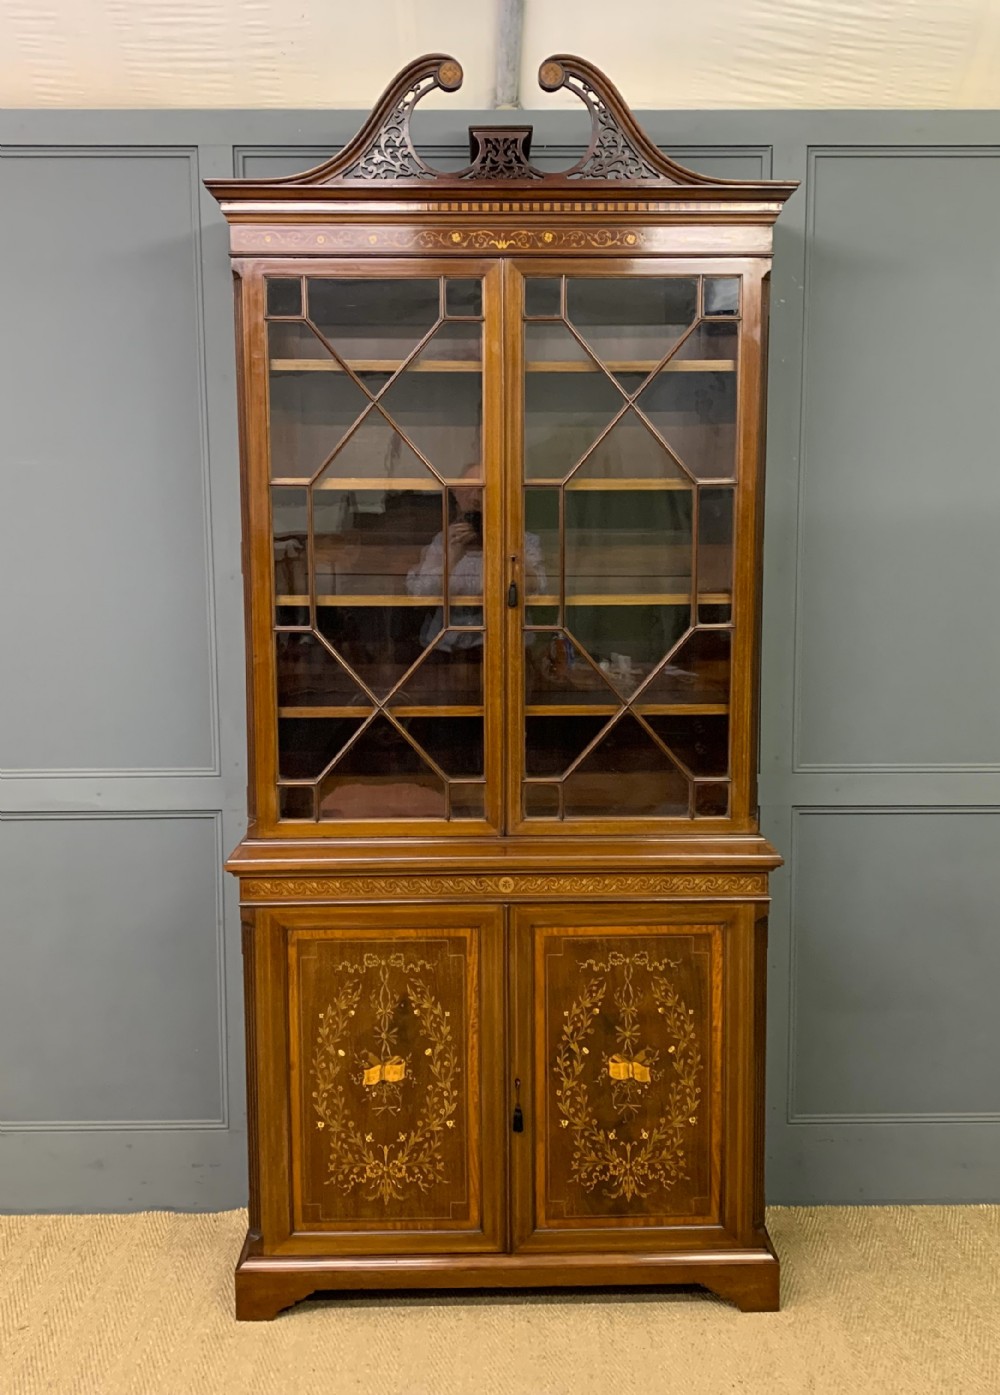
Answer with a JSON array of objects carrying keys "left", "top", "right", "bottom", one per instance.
[
  {"left": 567, "top": 277, "right": 698, "bottom": 380},
  {"left": 272, "top": 487, "right": 308, "bottom": 596},
  {"left": 565, "top": 603, "right": 691, "bottom": 697},
  {"left": 276, "top": 633, "right": 369, "bottom": 707},
  {"left": 698, "top": 487, "right": 735, "bottom": 600},
  {"left": 266, "top": 277, "right": 302, "bottom": 317},
  {"left": 307, "top": 278, "right": 439, "bottom": 364},
  {"left": 694, "top": 782, "right": 730, "bottom": 817},
  {"left": 567, "top": 410, "right": 688, "bottom": 486},
  {"left": 564, "top": 489, "right": 691, "bottom": 600},
  {"left": 638, "top": 371, "right": 736, "bottom": 482},
  {"left": 269, "top": 354, "right": 370, "bottom": 481},
  {"left": 312, "top": 488, "right": 442, "bottom": 598},
  {"left": 524, "top": 784, "right": 561, "bottom": 817},
  {"left": 524, "top": 278, "right": 562, "bottom": 317},
  {"left": 314, "top": 412, "right": 438, "bottom": 490},
  {"left": 317, "top": 715, "right": 447, "bottom": 819},
  {"left": 280, "top": 786, "right": 315, "bottom": 820},
  {"left": 640, "top": 629, "right": 731, "bottom": 705},
  {"left": 704, "top": 278, "right": 740, "bottom": 317},
  {"left": 524, "top": 370, "right": 624, "bottom": 480},
  {"left": 451, "top": 785, "right": 486, "bottom": 819},
  {"left": 445, "top": 279, "right": 483, "bottom": 318},
  {"left": 525, "top": 633, "right": 619, "bottom": 709},
  {"left": 391, "top": 640, "right": 484, "bottom": 706},
  {"left": 642, "top": 714, "right": 729, "bottom": 778},
  {"left": 403, "top": 717, "right": 483, "bottom": 776},
  {"left": 562, "top": 716, "right": 688, "bottom": 818},
  {"left": 278, "top": 716, "right": 364, "bottom": 779},
  {"left": 526, "top": 715, "right": 611, "bottom": 775},
  {"left": 378, "top": 325, "right": 482, "bottom": 477},
  {"left": 315, "top": 604, "right": 437, "bottom": 701}
]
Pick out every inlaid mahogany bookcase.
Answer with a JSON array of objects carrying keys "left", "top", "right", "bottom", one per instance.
[{"left": 207, "top": 53, "right": 796, "bottom": 1320}]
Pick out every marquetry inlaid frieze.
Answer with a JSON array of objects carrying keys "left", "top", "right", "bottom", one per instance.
[{"left": 242, "top": 872, "right": 768, "bottom": 902}]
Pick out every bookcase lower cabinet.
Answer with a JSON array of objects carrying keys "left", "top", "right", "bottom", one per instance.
[{"left": 235, "top": 899, "right": 778, "bottom": 1320}]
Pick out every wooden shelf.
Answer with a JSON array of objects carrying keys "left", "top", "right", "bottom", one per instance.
[
  {"left": 274, "top": 477, "right": 725, "bottom": 493},
  {"left": 525, "top": 703, "right": 729, "bottom": 717},
  {"left": 279, "top": 705, "right": 483, "bottom": 719},
  {"left": 269, "top": 358, "right": 735, "bottom": 375},
  {"left": 529, "top": 592, "right": 730, "bottom": 607},
  {"left": 276, "top": 595, "right": 481, "bottom": 607}
]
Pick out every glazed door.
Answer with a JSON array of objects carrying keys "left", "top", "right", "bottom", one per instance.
[
  {"left": 505, "top": 262, "right": 766, "bottom": 834},
  {"left": 511, "top": 905, "right": 742, "bottom": 1252},
  {"left": 251, "top": 905, "right": 506, "bottom": 1254},
  {"left": 252, "top": 261, "right": 505, "bottom": 835}
]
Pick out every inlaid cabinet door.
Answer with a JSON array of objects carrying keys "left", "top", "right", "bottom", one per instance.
[
  {"left": 511, "top": 905, "right": 738, "bottom": 1251},
  {"left": 252, "top": 905, "right": 505, "bottom": 1254}
]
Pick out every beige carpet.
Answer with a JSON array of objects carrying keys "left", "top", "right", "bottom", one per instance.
[{"left": 2, "top": 1208, "right": 998, "bottom": 1394}]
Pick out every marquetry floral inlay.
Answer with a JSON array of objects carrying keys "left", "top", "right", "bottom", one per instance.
[
  {"left": 553, "top": 948, "right": 702, "bottom": 1202},
  {"left": 244, "top": 872, "right": 767, "bottom": 900},
  {"left": 311, "top": 951, "right": 459, "bottom": 1202}
]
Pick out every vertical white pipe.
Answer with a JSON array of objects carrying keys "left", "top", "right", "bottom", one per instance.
[{"left": 494, "top": 0, "right": 525, "bottom": 108}]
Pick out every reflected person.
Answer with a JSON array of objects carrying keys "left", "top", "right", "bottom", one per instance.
[{"left": 406, "top": 465, "right": 546, "bottom": 648}]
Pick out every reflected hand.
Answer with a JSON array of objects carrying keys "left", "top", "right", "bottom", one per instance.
[{"left": 447, "top": 521, "right": 478, "bottom": 569}]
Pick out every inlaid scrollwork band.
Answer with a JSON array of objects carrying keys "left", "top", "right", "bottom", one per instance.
[{"left": 244, "top": 872, "right": 768, "bottom": 901}]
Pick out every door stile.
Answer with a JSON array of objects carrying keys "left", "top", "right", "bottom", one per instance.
[{"left": 502, "top": 260, "right": 527, "bottom": 834}]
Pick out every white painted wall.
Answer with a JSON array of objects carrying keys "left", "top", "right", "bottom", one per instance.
[{"left": 3, "top": 0, "right": 1000, "bottom": 109}]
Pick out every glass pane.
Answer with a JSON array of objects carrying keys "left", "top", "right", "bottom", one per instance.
[
  {"left": 704, "top": 278, "right": 740, "bottom": 317},
  {"left": 314, "top": 412, "right": 438, "bottom": 490},
  {"left": 379, "top": 324, "right": 483, "bottom": 480},
  {"left": 526, "top": 715, "right": 612, "bottom": 776},
  {"left": 524, "top": 488, "right": 559, "bottom": 603},
  {"left": 266, "top": 277, "right": 302, "bottom": 317},
  {"left": 278, "top": 716, "right": 364, "bottom": 780},
  {"left": 565, "top": 603, "right": 691, "bottom": 698},
  {"left": 567, "top": 410, "right": 689, "bottom": 486},
  {"left": 275, "top": 633, "right": 370, "bottom": 708},
  {"left": 392, "top": 639, "right": 483, "bottom": 706},
  {"left": 524, "top": 783, "right": 561, "bottom": 817},
  {"left": 562, "top": 716, "right": 688, "bottom": 818},
  {"left": 525, "top": 631, "right": 620, "bottom": 709},
  {"left": 642, "top": 714, "right": 729, "bottom": 778},
  {"left": 640, "top": 629, "right": 732, "bottom": 705},
  {"left": 401, "top": 717, "right": 484, "bottom": 777},
  {"left": 694, "top": 782, "right": 730, "bottom": 816},
  {"left": 445, "top": 279, "right": 483, "bottom": 317},
  {"left": 698, "top": 487, "right": 735, "bottom": 603},
  {"left": 524, "top": 278, "right": 561, "bottom": 317},
  {"left": 637, "top": 370, "right": 737, "bottom": 482},
  {"left": 451, "top": 784, "right": 486, "bottom": 819},
  {"left": 313, "top": 489, "right": 442, "bottom": 598},
  {"left": 272, "top": 487, "right": 308, "bottom": 596},
  {"left": 524, "top": 370, "right": 624, "bottom": 481},
  {"left": 307, "top": 278, "right": 439, "bottom": 364},
  {"left": 672, "top": 321, "right": 738, "bottom": 365},
  {"left": 524, "top": 320, "right": 599, "bottom": 371},
  {"left": 315, "top": 604, "right": 438, "bottom": 701},
  {"left": 564, "top": 490, "right": 692, "bottom": 602},
  {"left": 268, "top": 340, "right": 371, "bottom": 481},
  {"left": 279, "top": 785, "right": 315, "bottom": 820},
  {"left": 317, "top": 715, "right": 447, "bottom": 820},
  {"left": 566, "top": 278, "right": 698, "bottom": 384}
]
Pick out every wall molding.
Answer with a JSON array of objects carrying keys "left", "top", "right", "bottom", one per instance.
[
  {"left": 0, "top": 144, "right": 222, "bottom": 782},
  {"left": 0, "top": 810, "right": 230, "bottom": 1133},
  {"left": 790, "top": 144, "right": 1000, "bottom": 777},
  {"left": 786, "top": 805, "right": 1000, "bottom": 1126}
]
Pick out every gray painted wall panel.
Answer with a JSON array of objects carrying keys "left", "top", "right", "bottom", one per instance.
[
  {"left": 1, "top": 107, "right": 998, "bottom": 1208},
  {"left": 0, "top": 814, "right": 225, "bottom": 1126},
  {"left": 794, "top": 151, "right": 1000, "bottom": 772},
  {"left": 0, "top": 149, "right": 216, "bottom": 776},
  {"left": 790, "top": 809, "right": 1000, "bottom": 1120}
]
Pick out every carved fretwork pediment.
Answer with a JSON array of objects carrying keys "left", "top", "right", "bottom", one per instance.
[{"left": 254, "top": 53, "right": 752, "bottom": 191}]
